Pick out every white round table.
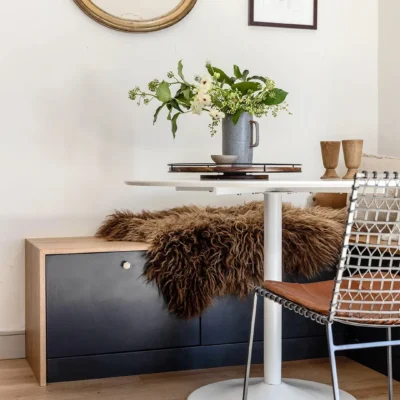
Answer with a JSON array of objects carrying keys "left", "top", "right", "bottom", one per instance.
[{"left": 126, "top": 178, "right": 355, "bottom": 400}]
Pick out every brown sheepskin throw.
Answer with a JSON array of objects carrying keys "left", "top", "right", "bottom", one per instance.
[{"left": 97, "top": 202, "right": 346, "bottom": 319}]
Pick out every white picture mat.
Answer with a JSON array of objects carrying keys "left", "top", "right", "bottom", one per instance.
[
  {"left": 91, "top": 0, "right": 182, "bottom": 20},
  {"left": 253, "top": 0, "right": 315, "bottom": 26}
]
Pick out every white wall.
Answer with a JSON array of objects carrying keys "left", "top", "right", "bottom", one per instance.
[
  {"left": 0, "top": 0, "right": 378, "bottom": 340},
  {"left": 379, "top": 0, "right": 400, "bottom": 157}
]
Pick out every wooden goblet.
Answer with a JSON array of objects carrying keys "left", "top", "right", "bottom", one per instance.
[
  {"left": 342, "top": 140, "right": 364, "bottom": 180},
  {"left": 320, "top": 141, "right": 341, "bottom": 180}
]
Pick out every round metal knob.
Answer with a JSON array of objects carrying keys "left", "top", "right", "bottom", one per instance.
[{"left": 122, "top": 261, "right": 131, "bottom": 270}]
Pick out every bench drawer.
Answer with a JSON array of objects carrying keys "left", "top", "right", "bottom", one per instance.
[{"left": 46, "top": 252, "right": 200, "bottom": 358}]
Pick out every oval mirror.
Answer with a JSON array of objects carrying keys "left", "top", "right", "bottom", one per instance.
[{"left": 74, "top": 0, "right": 197, "bottom": 32}]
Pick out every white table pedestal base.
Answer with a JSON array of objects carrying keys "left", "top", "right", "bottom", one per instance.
[{"left": 188, "top": 378, "right": 356, "bottom": 400}]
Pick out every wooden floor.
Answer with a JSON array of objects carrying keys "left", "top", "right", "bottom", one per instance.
[{"left": 0, "top": 357, "right": 398, "bottom": 400}]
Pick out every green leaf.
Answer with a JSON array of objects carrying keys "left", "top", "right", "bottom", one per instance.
[
  {"left": 233, "top": 65, "right": 242, "bottom": 79},
  {"left": 182, "top": 88, "right": 191, "bottom": 100},
  {"left": 153, "top": 103, "right": 165, "bottom": 124},
  {"left": 263, "top": 89, "right": 288, "bottom": 105},
  {"left": 171, "top": 113, "right": 181, "bottom": 138},
  {"left": 166, "top": 103, "right": 173, "bottom": 120},
  {"left": 232, "top": 109, "right": 244, "bottom": 125},
  {"left": 175, "top": 95, "right": 191, "bottom": 108},
  {"left": 249, "top": 76, "right": 267, "bottom": 83},
  {"left": 206, "top": 64, "right": 232, "bottom": 85},
  {"left": 156, "top": 81, "right": 172, "bottom": 103},
  {"left": 171, "top": 99, "right": 183, "bottom": 112},
  {"left": 175, "top": 85, "right": 191, "bottom": 101},
  {"left": 242, "top": 70, "right": 249, "bottom": 81},
  {"left": 232, "top": 82, "right": 261, "bottom": 94},
  {"left": 178, "top": 60, "right": 185, "bottom": 82}
]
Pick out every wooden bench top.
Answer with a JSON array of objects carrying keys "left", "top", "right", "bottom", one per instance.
[{"left": 26, "top": 237, "right": 150, "bottom": 255}]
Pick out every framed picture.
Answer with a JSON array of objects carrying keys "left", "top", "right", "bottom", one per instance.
[{"left": 249, "top": 0, "right": 318, "bottom": 30}]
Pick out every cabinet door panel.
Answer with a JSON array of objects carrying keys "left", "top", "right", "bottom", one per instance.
[
  {"left": 201, "top": 269, "right": 337, "bottom": 345},
  {"left": 201, "top": 295, "right": 264, "bottom": 345},
  {"left": 46, "top": 252, "right": 200, "bottom": 358}
]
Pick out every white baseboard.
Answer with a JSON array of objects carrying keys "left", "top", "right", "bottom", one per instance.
[{"left": 0, "top": 333, "right": 25, "bottom": 360}]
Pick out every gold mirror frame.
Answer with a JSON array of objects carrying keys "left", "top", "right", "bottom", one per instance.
[{"left": 73, "top": 0, "right": 197, "bottom": 32}]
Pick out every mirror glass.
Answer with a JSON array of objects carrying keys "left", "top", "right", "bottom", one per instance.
[{"left": 91, "top": 0, "right": 183, "bottom": 21}]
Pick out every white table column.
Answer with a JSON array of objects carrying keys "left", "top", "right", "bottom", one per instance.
[{"left": 263, "top": 193, "right": 282, "bottom": 385}]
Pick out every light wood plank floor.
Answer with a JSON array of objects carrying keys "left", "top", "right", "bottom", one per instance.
[{"left": 0, "top": 357, "right": 398, "bottom": 400}]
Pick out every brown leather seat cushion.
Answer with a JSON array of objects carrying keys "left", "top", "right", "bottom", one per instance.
[
  {"left": 263, "top": 280, "right": 334, "bottom": 315},
  {"left": 263, "top": 277, "right": 400, "bottom": 324}
]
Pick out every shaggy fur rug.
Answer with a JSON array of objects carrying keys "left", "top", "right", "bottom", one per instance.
[{"left": 97, "top": 202, "right": 346, "bottom": 319}]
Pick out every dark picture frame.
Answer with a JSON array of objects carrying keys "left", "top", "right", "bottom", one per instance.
[{"left": 249, "top": 0, "right": 318, "bottom": 30}]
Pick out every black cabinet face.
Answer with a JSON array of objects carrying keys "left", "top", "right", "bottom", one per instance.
[
  {"left": 46, "top": 252, "right": 200, "bottom": 358},
  {"left": 200, "top": 269, "right": 337, "bottom": 346},
  {"left": 200, "top": 295, "right": 327, "bottom": 345},
  {"left": 201, "top": 295, "right": 264, "bottom": 345}
]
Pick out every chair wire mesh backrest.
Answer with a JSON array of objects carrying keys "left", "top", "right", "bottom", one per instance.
[{"left": 329, "top": 171, "right": 400, "bottom": 326}]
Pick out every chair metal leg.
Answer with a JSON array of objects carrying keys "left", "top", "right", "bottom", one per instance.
[
  {"left": 327, "top": 324, "right": 340, "bottom": 400},
  {"left": 388, "top": 328, "right": 393, "bottom": 400},
  {"left": 243, "top": 292, "right": 258, "bottom": 400}
]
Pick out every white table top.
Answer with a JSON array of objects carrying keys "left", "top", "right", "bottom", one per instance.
[{"left": 125, "top": 178, "right": 354, "bottom": 194}]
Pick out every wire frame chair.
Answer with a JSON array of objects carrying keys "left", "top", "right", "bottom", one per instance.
[{"left": 243, "top": 171, "right": 400, "bottom": 400}]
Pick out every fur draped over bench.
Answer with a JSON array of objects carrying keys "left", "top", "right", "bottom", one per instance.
[{"left": 97, "top": 202, "right": 346, "bottom": 319}]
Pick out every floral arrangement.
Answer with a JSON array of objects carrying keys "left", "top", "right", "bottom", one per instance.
[{"left": 129, "top": 61, "right": 289, "bottom": 137}]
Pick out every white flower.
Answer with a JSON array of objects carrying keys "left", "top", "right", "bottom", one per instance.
[
  {"left": 197, "top": 93, "right": 211, "bottom": 106},
  {"left": 210, "top": 109, "right": 219, "bottom": 119},
  {"left": 191, "top": 100, "right": 203, "bottom": 115},
  {"left": 199, "top": 76, "right": 212, "bottom": 92},
  {"left": 210, "top": 109, "right": 225, "bottom": 120}
]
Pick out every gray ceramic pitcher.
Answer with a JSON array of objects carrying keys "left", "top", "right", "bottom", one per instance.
[{"left": 222, "top": 112, "right": 260, "bottom": 164}]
